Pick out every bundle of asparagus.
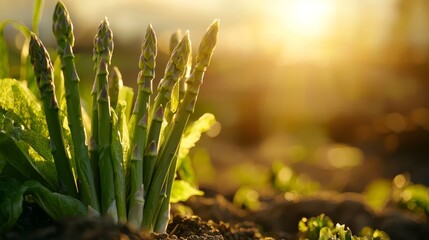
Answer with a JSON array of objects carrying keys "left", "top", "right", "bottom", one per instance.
[{"left": 23, "top": 0, "right": 218, "bottom": 232}]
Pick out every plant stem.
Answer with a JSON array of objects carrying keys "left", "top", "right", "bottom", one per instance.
[
  {"left": 142, "top": 20, "right": 219, "bottom": 230},
  {"left": 143, "top": 106, "right": 163, "bottom": 195},
  {"left": 29, "top": 32, "right": 77, "bottom": 197},
  {"left": 94, "top": 18, "right": 117, "bottom": 218},
  {"left": 89, "top": 78, "right": 100, "bottom": 196},
  {"left": 52, "top": 1, "right": 99, "bottom": 211},
  {"left": 97, "top": 62, "right": 116, "bottom": 218},
  {"left": 150, "top": 32, "right": 191, "bottom": 123},
  {"left": 110, "top": 108, "right": 127, "bottom": 222},
  {"left": 128, "top": 24, "right": 156, "bottom": 220},
  {"left": 154, "top": 154, "right": 177, "bottom": 233},
  {"left": 143, "top": 140, "right": 157, "bottom": 197}
]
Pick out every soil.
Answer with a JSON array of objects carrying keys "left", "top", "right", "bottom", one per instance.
[{"left": 2, "top": 192, "right": 429, "bottom": 240}]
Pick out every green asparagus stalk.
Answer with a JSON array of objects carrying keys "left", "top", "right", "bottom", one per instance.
[
  {"left": 127, "top": 24, "right": 156, "bottom": 219},
  {"left": 127, "top": 144, "right": 144, "bottom": 226},
  {"left": 143, "top": 106, "right": 163, "bottom": 194},
  {"left": 97, "top": 64, "right": 117, "bottom": 218},
  {"left": 89, "top": 26, "right": 100, "bottom": 196},
  {"left": 90, "top": 17, "right": 115, "bottom": 200},
  {"left": 29, "top": 32, "right": 77, "bottom": 197},
  {"left": 52, "top": 1, "right": 99, "bottom": 211},
  {"left": 142, "top": 20, "right": 219, "bottom": 230},
  {"left": 109, "top": 66, "right": 122, "bottom": 110},
  {"left": 154, "top": 154, "right": 178, "bottom": 232},
  {"left": 89, "top": 77, "right": 100, "bottom": 196},
  {"left": 110, "top": 108, "right": 127, "bottom": 223},
  {"left": 157, "top": 32, "right": 192, "bottom": 147},
  {"left": 128, "top": 179, "right": 144, "bottom": 229},
  {"left": 149, "top": 31, "right": 191, "bottom": 123},
  {"left": 128, "top": 113, "right": 147, "bottom": 224},
  {"left": 94, "top": 19, "right": 117, "bottom": 218}
]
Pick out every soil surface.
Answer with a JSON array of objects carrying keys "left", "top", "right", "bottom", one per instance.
[{"left": 2, "top": 193, "right": 429, "bottom": 240}]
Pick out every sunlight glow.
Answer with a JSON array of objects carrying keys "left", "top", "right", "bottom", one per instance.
[
  {"left": 287, "top": 0, "right": 334, "bottom": 36},
  {"left": 274, "top": 0, "right": 335, "bottom": 38}
]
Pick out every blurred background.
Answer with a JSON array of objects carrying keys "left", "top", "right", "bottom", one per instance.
[{"left": 2, "top": 0, "right": 429, "bottom": 196}]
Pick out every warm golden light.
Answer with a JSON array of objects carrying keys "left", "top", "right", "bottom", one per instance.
[
  {"left": 287, "top": 0, "right": 334, "bottom": 36},
  {"left": 265, "top": 0, "right": 337, "bottom": 63},
  {"left": 272, "top": 0, "right": 335, "bottom": 38}
]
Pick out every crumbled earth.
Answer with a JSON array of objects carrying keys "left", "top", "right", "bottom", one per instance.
[
  {"left": 186, "top": 193, "right": 429, "bottom": 240},
  {"left": 2, "top": 193, "right": 429, "bottom": 240},
  {"left": 1, "top": 203, "right": 268, "bottom": 240}
]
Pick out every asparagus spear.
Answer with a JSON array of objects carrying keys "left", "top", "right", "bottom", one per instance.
[
  {"left": 149, "top": 31, "right": 191, "bottom": 123},
  {"left": 160, "top": 31, "right": 192, "bottom": 146},
  {"left": 52, "top": 1, "right": 99, "bottom": 211},
  {"left": 153, "top": 153, "right": 177, "bottom": 232},
  {"left": 29, "top": 32, "right": 77, "bottom": 197},
  {"left": 127, "top": 24, "right": 156, "bottom": 221},
  {"left": 94, "top": 19, "right": 117, "bottom": 218},
  {"left": 142, "top": 20, "right": 219, "bottom": 230},
  {"left": 90, "top": 17, "right": 115, "bottom": 195},
  {"left": 110, "top": 108, "right": 127, "bottom": 223},
  {"left": 89, "top": 77, "right": 100, "bottom": 195},
  {"left": 143, "top": 106, "right": 163, "bottom": 195},
  {"left": 127, "top": 143, "right": 144, "bottom": 226}
]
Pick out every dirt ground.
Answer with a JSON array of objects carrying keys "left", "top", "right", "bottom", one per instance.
[{"left": 2, "top": 192, "right": 429, "bottom": 240}]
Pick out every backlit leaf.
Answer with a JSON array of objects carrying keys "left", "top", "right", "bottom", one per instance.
[
  {"left": 178, "top": 113, "right": 215, "bottom": 160},
  {"left": 170, "top": 180, "right": 203, "bottom": 203}
]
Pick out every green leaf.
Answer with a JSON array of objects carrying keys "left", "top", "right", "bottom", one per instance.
[
  {"left": 178, "top": 113, "right": 216, "bottom": 160},
  {"left": 170, "top": 180, "right": 203, "bottom": 203},
  {"left": 32, "top": 0, "right": 44, "bottom": 34},
  {"left": 116, "top": 101, "right": 130, "bottom": 169},
  {"left": 0, "top": 78, "right": 48, "bottom": 137},
  {"left": 232, "top": 186, "right": 260, "bottom": 210},
  {"left": 336, "top": 224, "right": 352, "bottom": 240},
  {"left": 19, "top": 39, "right": 37, "bottom": 96},
  {"left": 25, "top": 180, "right": 86, "bottom": 220},
  {"left": 0, "top": 26, "right": 9, "bottom": 78},
  {"left": 0, "top": 178, "right": 85, "bottom": 232},
  {"left": 177, "top": 156, "right": 196, "bottom": 186},
  {"left": 170, "top": 82, "right": 180, "bottom": 113},
  {"left": 0, "top": 177, "right": 27, "bottom": 231},
  {"left": 118, "top": 86, "right": 134, "bottom": 122},
  {"left": 0, "top": 123, "right": 58, "bottom": 190},
  {"left": 53, "top": 57, "right": 65, "bottom": 111},
  {"left": 0, "top": 19, "right": 32, "bottom": 78},
  {"left": 0, "top": 20, "right": 31, "bottom": 39},
  {"left": 318, "top": 227, "right": 333, "bottom": 240}
]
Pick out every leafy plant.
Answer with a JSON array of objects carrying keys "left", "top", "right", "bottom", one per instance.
[
  {"left": 298, "top": 214, "right": 390, "bottom": 240},
  {"left": 363, "top": 174, "right": 429, "bottom": 218},
  {"left": 0, "top": 0, "right": 218, "bottom": 233}
]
